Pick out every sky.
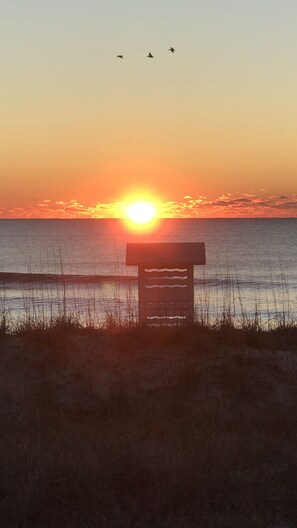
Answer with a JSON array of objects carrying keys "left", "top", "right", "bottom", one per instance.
[{"left": 1, "top": 0, "right": 297, "bottom": 218}]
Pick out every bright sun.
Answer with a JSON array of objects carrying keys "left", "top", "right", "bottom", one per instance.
[
  {"left": 123, "top": 198, "right": 157, "bottom": 231},
  {"left": 126, "top": 201, "right": 156, "bottom": 225}
]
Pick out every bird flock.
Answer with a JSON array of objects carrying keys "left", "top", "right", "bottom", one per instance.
[{"left": 116, "top": 47, "right": 175, "bottom": 59}]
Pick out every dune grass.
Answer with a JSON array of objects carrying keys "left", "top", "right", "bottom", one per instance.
[
  {"left": 0, "top": 265, "right": 296, "bottom": 526},
  {"left": 0, "top": 267, "right": 296, "bottom": 334},
  {"left": 0, "top": 324, "right": 297, "bottom": 527}
]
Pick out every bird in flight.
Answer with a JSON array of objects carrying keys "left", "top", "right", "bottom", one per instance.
[
  {"left": 168, "top": 47, "right": 175, "bottom": 53},
  {"left": 116, "top": 54, "right": 124, "bottom": 59},
  {"left": 147, "top": 52, "right": 154, "bottom": 58}
]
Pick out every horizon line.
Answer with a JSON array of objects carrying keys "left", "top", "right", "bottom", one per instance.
[{"left": 0, "top": 216, "right": 296, "bottom": 221}]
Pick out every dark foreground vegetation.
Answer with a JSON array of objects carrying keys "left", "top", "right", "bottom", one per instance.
[{"left": 1, "top": 324, "right": 297, "bottom": 527}]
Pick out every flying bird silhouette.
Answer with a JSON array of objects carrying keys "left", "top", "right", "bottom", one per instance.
[
  {"left": 116, "top": 55, "right": 124, "bottom": 58},
  {"left": 168, "top": 47, "right": 175, "bottom": 53},
  {"left": 147, "top": 52, "right": 154, "bottom": 58}
]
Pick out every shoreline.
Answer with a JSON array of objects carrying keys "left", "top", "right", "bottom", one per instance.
[{"left": 0, "top": 271, "right": 137, "bottom": 284}]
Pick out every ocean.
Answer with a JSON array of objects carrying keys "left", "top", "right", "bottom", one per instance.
[{"left": 0, "top": 218, "right": 296, "bottom": 327}]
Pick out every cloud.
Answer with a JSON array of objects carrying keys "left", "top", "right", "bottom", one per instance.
[{"left": 2, "top": 193, "right": 297, "bottom": 218}]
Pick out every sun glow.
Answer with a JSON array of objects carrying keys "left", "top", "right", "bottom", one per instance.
[
  {"left": 126, "top": 201, "right": 156, "bottom": 224},
  {"left": 122, "top": 197, "right": 159, "bottom": 231}
]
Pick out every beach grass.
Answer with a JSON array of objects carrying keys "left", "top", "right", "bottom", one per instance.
[
  {"left": 0, "top": 323, "right": 297, "bottom": 527},
  {"left": 0, "top": 265, "right": 296, "bottom": 334},
  {"left": 0, "top": 265, "right": 296, "bottom": 526}
]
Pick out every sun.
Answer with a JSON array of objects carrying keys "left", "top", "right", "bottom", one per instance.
[
  {"left": 126, "top": 201, "right": 156, "bottom": 224},
  {"left": 122, "top": 198, "right": 159, "bottom": 231}
]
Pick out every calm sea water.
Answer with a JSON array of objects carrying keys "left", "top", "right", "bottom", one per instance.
[{"left": 0, "top": 218, "right": 296, "bottom": 326}]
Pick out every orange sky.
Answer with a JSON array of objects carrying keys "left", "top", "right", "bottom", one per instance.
[{"left": 1, "top": 1, "right": 297, "bottom": 218}]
